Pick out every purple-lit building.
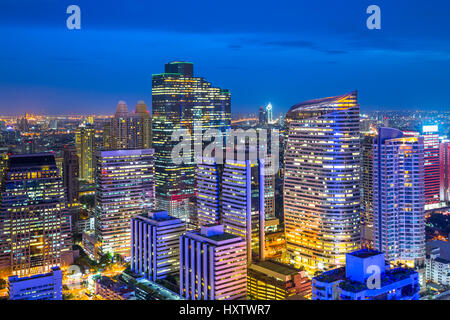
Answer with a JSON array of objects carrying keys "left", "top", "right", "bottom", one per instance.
[
  {"left": 8, "top": 266, "right": 63, "bottom": 300},
  {"left": 440, "top": 142, "right": 450, "bottom": 203},
  {"left": 312, "top": 249, "right": 420, "bottom": 300},
  {"left": 373, "top": 128, "right": 425, "bottom": 266},
  {"left": 422, "top": 125, "right": 440, "bottom": 209},
  {"left": 180, "top": 224, "right": 247, "bottom": 300},
  {"left": 131, "top": 211, "right": 185, "bottom": 281},
  {"left": 95, "top": 149, "right": 155, "bottom": 258}
]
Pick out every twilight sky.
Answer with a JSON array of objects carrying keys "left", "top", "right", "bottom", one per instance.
[{"left": 0, "top": 0, "right": 450, "bottom": 115}]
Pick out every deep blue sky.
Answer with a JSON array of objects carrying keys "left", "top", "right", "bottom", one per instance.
[{"left": 0, "top": 0, "right": 450, "bottom": 115}]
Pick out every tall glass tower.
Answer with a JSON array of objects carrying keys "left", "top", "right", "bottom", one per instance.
[
  {"left": 284, "top": 91, "right": 361, "bottom": 273},
  {"left": 152, "top": 62, "right": 231, "bottom": 222}
]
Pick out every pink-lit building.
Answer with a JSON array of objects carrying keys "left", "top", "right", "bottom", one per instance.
[
  {"left": 180, "top": 224, "right": 247, "bottom": 300},
  {"left": 440, "top": 142, "right": 450, "bottom": 203},
  {"left": 422, "top": 125, "right": 440, "bottom": 208}
]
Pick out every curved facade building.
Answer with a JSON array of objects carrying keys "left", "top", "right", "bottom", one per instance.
[{"left": 284, "top": 91, "right": 361, "bottom": 273}]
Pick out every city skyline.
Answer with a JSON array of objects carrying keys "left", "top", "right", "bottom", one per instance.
[
  {"left": 1, "top": 0, "right": 450, "bottom": 305},
  {"left": 1, "top": 0, "right": 450, "bottom": 115}
]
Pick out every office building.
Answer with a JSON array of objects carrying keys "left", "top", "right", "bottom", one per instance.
[
  {"left": 361, "top": 132, "right": 376, "bottom": 249},
  {"left": 284, "top": 92, "right": 361, "bottom": 273},
  {"left": 425, "top": 240, "right": 450, "bottom": 286},
  {"left": 263, "top": 155, "right": 276, "bottom": 219},
  {"left": 95, "top": 276, "right": 134, "bottom": 300},
  {"left": 63, "top": 145, "right": 79, "bottom": 205},
  {"left": 180, "top": 224, "right": 247, "bottom": 300},
  {"left": 440, "top": 142, "right": 450, "bottom": 203},
  {"left": 221, "top": 158, "right": 265, "bottom": 263},
  {"left": 131, "top": 211, "right": 185, "bottom": 281},
  {"left": 422, "top": 125, "right": 440, "bottom": 209},
  {"left": 195, "top": 157, "right": 222, "bottom": 227},
  {"left": 76, "top": 123, "right": 95, "bottom": 183},
  {"left": 373, "top": 127, "right": 425, "bottom": 265},
  {"left": 135, "top": 278, "right": 184, "bottom": 300},
  {"left": 312, "top": 249, "right": 420, "bottom": 300},
  {"left": 8, "top": 267, "right": 63, "bottom": 300},
  {"left": 247, "top": 260, "right": 311, "bottom": 300},
  {"left": 152, "top": 61, "right": 231, "bottom": 221},
  {"left": 0, "top": 153, "right": 72, "bottom": 277},
  {"left": 0, "top": 152, "right": 8, "bottom": 190},
  {"left": 103, "top": 100, "right": 152, "bottom": 150},
  {"left": 95, "top": 149, "right": 155, "bottom": 258},
  {"left": 259, "top": 106, "right": 267, "bottom": 126}
]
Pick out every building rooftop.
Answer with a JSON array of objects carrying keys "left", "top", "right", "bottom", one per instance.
[
  {"left": 186, "top": 224, "right": 242, "bottom": 245},
  {"left": 314, "top": 267, "right": 346, "bottom": 283},
  {"left": 9, "top": 267, "right": 61, "bottom": 283},
  {"left": 348, "top": 249, "right": 384, "bottom": 259},
  {"left": 287, "top": 91, "right": 357, "bottom": 114},
  {"left": 136, "top": 278, "right": 183, "bottom": 300},
  {"left": 251, "top": 260, "right": 301, "bottom": 277},
  {"left": 207, "top": 232, "right": 238, "bottom": 242},
  {"left": 339, "top": 267, "right": 417, "bottom": 293},
  {"left": 427, "top": 240, "right": 450, "bottom": 261},
  {"left": 9, "top": 153, "right": 56, "bottom": 169}
]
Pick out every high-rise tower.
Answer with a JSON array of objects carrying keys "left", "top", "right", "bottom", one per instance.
[
  {"left": 422, "top": 125, "right": 440, "bottom": 209},
  {"left": 63, "top": 145, "right": 79, "bottom": 205},
  {"left": 0, "top": 153, "right": 72, "bottom": 277},
  {"left": 284, "top": 92, "right": 361, "bottom": 273},
  {"left": 95, "top": 149, "right": 155, "bottom": 258},
  {"left": 373, "top": 127, "right": 425, "bottom": 265},
  {"left": 104, "top": 101, "right": 152, "bottom": 151},
  {"left": 75, "top": 123, "right": 95, "bottom": 183},
  {"left": 361, "top": 132, "right": 377, "bottom": 249},
  {"left": 152, "top": 62, "right": 231, "bottom": 221},
  {"left": 440, "top": 142, "right": 450, "bottom": 204}
]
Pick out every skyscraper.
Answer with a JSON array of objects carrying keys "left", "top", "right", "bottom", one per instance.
[
  {"left": 263, "top": 157, "right": 276, "bottom": 219},
  {"left": 259, "top": 106, "right": 267, "bottom": 126},
  {"left": 180, "top": 224, "right": 247, "bottom": 300},
  {"left": 373, "top": 127, "right": 425, "bottom": 265},
  {"left": 75, "top": 123, "right": 95, "bottom": 183},
  {"left": 422, "top": 125, "right": 440, "bottom": 209},
  {"left": 284, "top": 92, "right": 361, "bottom": 273},
  {"left": 152, "top": 61, "right": 231, "bottom": 221},
  {"left": 195, "top": 155, "right": 266, "bottom": 263},
  {"left": 221, "top": 158, "right": 265, "bottom": 263},
  {"left": 131, "top": 211, "right": 185, "bottom": 281},
  {"left": 103, "top": 101, "right": 152, "bottom": 151},
  {"left": 440, "top": 142, "right": 450, "bottom": 203},
  {"left": 0, "top": 153, "right": 72, "bottom": 277},
  {"left": 266, "top": 103, "right": 273, "bottom": 124},
  {"left": 63, "top": 145, "right": 79, "bottom": 205},
  {"left": 196, "top": 157, "right": 222, "bottom": 227},
  {"left": 95, "top": 149, "right": 155, "bottom": 258},
  {"left": 361, "top": 132, "right": 376, "bottom": 249}
]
